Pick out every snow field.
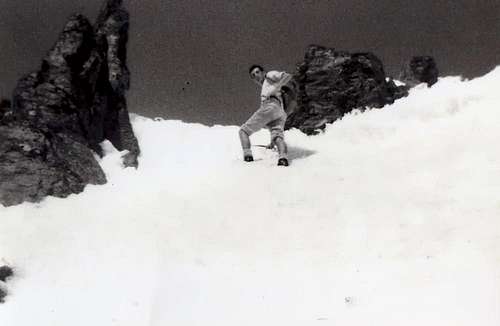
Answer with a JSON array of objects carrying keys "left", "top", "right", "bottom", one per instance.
[{"left": 1, "top": 67, "right": 500, "bottom": 325}]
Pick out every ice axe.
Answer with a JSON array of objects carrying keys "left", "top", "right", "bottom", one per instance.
[{"left": 252, "top": 144, "right": 277, "bottom": 150}]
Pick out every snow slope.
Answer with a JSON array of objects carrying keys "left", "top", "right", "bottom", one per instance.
[{"left": 1, "top": 67, "right": 500, "bottom": 325}]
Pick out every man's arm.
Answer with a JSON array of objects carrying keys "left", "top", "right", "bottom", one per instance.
[
  {"left": 277, "top": 72, "right": 293, "bottom": 88},
  {"left": 266, "top": 71, "right": 293, "bottom": 90}
]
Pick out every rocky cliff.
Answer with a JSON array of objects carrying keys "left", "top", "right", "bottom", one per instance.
[
  {"left": 0, "top": 0, "right": 139, "bottom": 207},
  {"left": 285, "top": 45, "right": 409, "bottom": 134}
]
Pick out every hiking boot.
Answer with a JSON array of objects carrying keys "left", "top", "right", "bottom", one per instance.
[
  {"left": 277, "top": 158, "right": 289, "bottom": 166},
  {"left": 244, "top": 155, "right": 254, "bottom": 162}
]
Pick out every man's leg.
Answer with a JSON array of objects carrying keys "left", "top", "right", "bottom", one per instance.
[
  {"left": 239, "top": 128, "right": 253, "bottom": 161},
  {"left": 274, "top": 135, "right": 289, "bottom": 166},
  {"left": 274, "top": 136, "right": 288, "bottom": 159},
  {"left": 268, "top": 111, "right": 289, "bottom": 166},
  {"left": 240, "top": 104, "right": 277, "bottom": 162}
]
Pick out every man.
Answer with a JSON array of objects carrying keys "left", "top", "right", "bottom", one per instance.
[{"left": 239, "top": 65, "right": 292, "bottom": 166}]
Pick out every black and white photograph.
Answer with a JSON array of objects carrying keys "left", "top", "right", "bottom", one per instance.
[{"left": 1, "top": 0, "right": 500, "bottom": 325}]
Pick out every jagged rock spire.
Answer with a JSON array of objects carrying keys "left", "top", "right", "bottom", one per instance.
[{"left": 0, "top": 0, "right": 140, "bottom": 207}]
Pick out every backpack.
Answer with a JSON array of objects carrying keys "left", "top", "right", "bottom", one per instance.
[{"left": 280, "top": 79, "right": 298, "bottom": 115}]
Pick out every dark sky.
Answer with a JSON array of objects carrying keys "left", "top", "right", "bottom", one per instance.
[{"left": 1, "top": 1, "right": 499, "bottom": 125}]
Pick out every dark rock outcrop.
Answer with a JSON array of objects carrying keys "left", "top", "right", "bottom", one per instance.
[
  {"left": 0, "top": 123, "right": 107, "bottom": 206},
  {"left": 285, "top": 45, "right": 408, "bottom": 135},
  {"left": 0, "top": 0, "right": 139, "bottom": 207},
  {"left": 0, "top": 266, "right": 13, "bottom": 283},
  {"left": 399, "top": 56, "right": 439, "bottom": 87},
  {"left": 0, "top": 265, "right": 13, "bottom": 303}
]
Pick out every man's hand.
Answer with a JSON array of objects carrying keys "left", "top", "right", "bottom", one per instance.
[{"left": 266, "top": 142, "right": 277, "bottom": 150}]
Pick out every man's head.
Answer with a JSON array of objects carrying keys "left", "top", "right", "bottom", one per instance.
[{"left": 249, "top": 64, "right": 265, "bottom": 84}]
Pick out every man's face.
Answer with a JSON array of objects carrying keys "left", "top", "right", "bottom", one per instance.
[{"left": 250, "top": 67, "right": 264, "bottom": 84}]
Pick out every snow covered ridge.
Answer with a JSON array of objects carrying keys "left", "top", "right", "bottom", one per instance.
[{"left": 1, "top": 67, "right": 500, "bottom": 325}]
